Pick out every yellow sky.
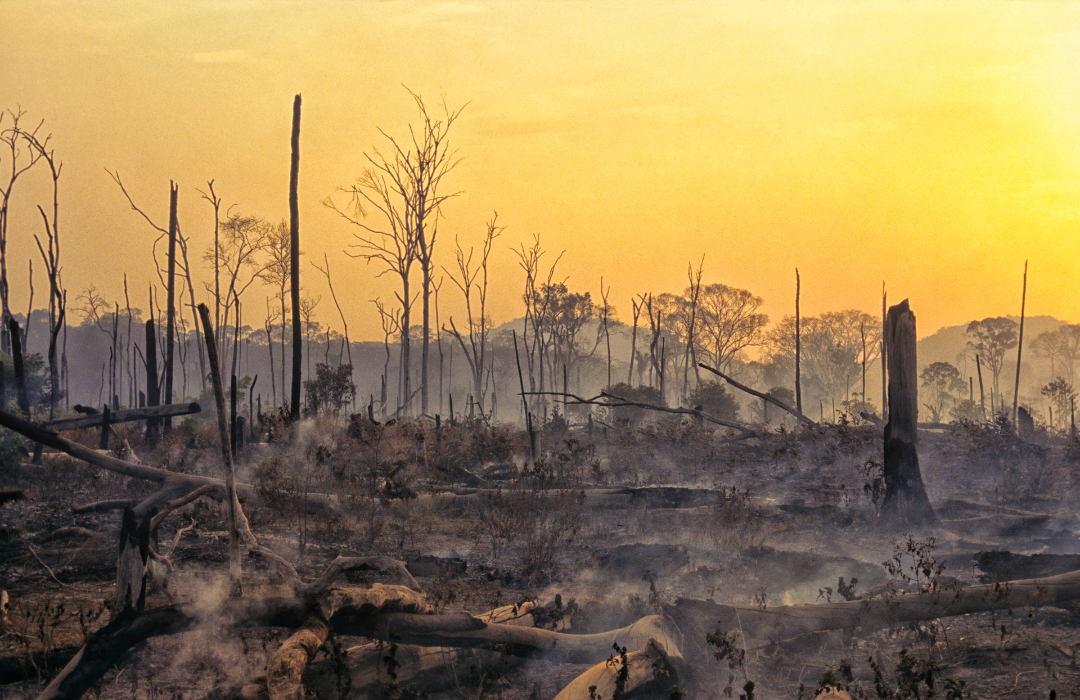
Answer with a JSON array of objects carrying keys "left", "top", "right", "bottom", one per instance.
[{"left": 3, "top": 1, "right": 1080, "bottom": 341}]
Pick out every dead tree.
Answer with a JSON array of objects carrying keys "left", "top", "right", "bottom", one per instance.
[
  {"left": 0, "top": 109, "right": 46, "bottom": 355},
  {"left": 145, "top": 317, "right": 160, "bottom": 445},
  {"left": 289, "top": 93, "right": 302, "bottom": 420},
  {"left": 9, "top": 318, "right": 29, "bottom": 415},
  {"left": 197, "top": 303, "right": 243, "bottom": 596},
  {"left": 682, "top": 256, "right": 704, "bottom": 399},
  {"left": 312, "top": 253, "right": 354, "bottom": 405},
  {"left": 23, "top": 129, "right": 65, "bottom": 418},
  {"left": 796, "top": 268, "right": 802, "bottom": 415},
  {"left": 881, "top": 299, "right": 938, "bottom": 528},
  {"left": 599, "top": 277, "right": 613, "bottom": 389},
  {"left": 1012, "top": 260, "right": 1027, "bottom": 426},
  {"left": 109, "top": 171, "right": 207, "bottom": 393},
  {"left": 163, "top": 182, "right": 177, "bottom": 432},
  {"left": 443, "top": 214, "right": 501, "bottom": 414}
]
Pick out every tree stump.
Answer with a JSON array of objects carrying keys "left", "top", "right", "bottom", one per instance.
[{"left": 881, "top": 300, "right": 938, "bottom": 528}]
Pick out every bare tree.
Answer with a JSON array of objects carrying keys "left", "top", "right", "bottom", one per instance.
[
  {"left": 23, "top": 128, "right": 65, "bottom": 417},
  {"left": 599, "top": 278, "right": 614, "bottom": 389},
  {"left": 682, "top": 257, "right": 704, "bottom": 399},
  {"left": 0, "top": 109, "right": 47, "bottom": 354},
  {"left": 513, "top": 234, "right": 564, "bottom": 416},
  {"left": 110, "top": 171, "right": 206, "bottom": 392},
  {"left": 327, "top": 91, "right": 463, "bottom": 416},
  {"left": 312, "top": 253, "right": 353, "bottom": 409},
  {"left": 328, "top": 164, "right": 417, "bottom": 415},
  {"left": 373, "top": 297, "right": 401, "bottom": 416},
  {"left": 202, "top": 210, "right": 272, "bottom": 374},
  {"left": 443, "top": 214, "right": 502, "bottom": 413},
  {"left": 259, "top": 220, "right": 292, "bottom": 406}
]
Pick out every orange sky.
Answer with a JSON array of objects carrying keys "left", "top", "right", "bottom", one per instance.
[{"left": 2, "top": 1, "right": 1080, "bottom": 341}]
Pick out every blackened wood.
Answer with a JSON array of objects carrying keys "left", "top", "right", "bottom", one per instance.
[
  {"left": 881, "top": 299, "right": 938, "bottom": 528},
  {"left": 795, "top": 268, "right": 802, "bottom": 416},
  {"left": 289, "top": 94, "right": 302, "bottom": 420},
  {"left": 99, "top": 405, "right": 110, "bottom": 450},
  {"left": 196, "top": 303, "right": 243, "bottom": 597},
  {"left": 9, "top": 319, "right": 29, "bottom": 415},
  {"left": 164, "top": 182, "right": 178, "bottom": 433},
  {"left": 1012, "top": 260, "right": 1027, "bottom": 427},
  {"left": 144, "top": 319, "right": 159, "bottom": 444},
  {"left": 46, "top": 402, "right": 200, "bottom": 431}
]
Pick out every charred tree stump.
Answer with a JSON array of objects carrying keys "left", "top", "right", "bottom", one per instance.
[
  {"left": 99, "top": 405, "right": 110, "bottom": 450},
  {"left": 9, "top": 319, "right": 29, "bottom": 416},
  {"left": 881, "top": 300, "right": 938, "bottom": 528}
]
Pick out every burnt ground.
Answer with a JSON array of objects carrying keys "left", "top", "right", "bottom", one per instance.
[{"left": 1, "top": 413, "right": 1080, "bottom": 699}]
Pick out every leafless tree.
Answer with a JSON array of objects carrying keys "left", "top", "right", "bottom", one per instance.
[
  {"left": 312, "top": 253, "right": 354, "bottom": 409},
  {"left": 327, "top": 90, "right": 464, "bottom": 416},
  {"left": 599, "top": 278, "right": 614, "bottom": 389},
  {"left": 328, "top": 164, "right": 417, "bottom": 415},
  {"left": 682, "top": 257, "right": 704, "bottom": 400},
  {"left": 443, "top": 214, "right": 502, "bottom": 413},
  {"left": 22, "top": 127, "right": 65, "bottom": 416},
  {"left": 259, "top": 220, "right": 293, "bottom": 405},
  {"left": 373, "top": 297, "right": 402, "bottom": 416},
  {"left": 0, "top": 109, "right": 46, "bottom": 354},
  {"left": 202, "top": 209, "right": 272, "bottom": 374},
  {"left": 513, "top": 234, "right": 564, "bottom": 416},
  {"left": 110, "top": 171, "right": 206, "bottom": 392}
]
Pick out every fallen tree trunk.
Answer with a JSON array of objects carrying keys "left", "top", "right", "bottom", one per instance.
[
  {"left": 0, "top": 409, "right": 338, "bottom": 519},
  {"left": 36, "top": 584, "right": 427, "bottom": 700},
  {"left": 300, "top": 601, "right": 538, "bottom": 699},
  {"left": 357, "top": 612, "right": 682, "bottom": 664},
  {"left": 670, "top": 566, "right": 1080, "bottom": 645},
  {"left": 553, "top": 639, "right": 683, "bottom": 700},
  {"left": 44, "top": 402, "right": 201, "bottom": 431},
  {"left": 699, "top": 362, "right": 817, "bottom": 426}
]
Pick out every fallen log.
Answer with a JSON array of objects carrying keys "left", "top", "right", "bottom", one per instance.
[
  {"left": 358, "top": 612, "right": 682, "bottom": 664},
  {"left": 669, "top": 566, "right": 1080, "bottom": 646},
  {"left": 301, "top": 601, "right": 538, "bottom": 699},
  {"left": 553, "top": 639, "right": 683, "bottom": 700},
  {"left": 35, "top": 584, "right": 426, "bottom": 700},
  {"left": 45, "top": 402, "right": 201, "bottom": 431},
  {"left": 699, "top": 363, "right": 817, "bottom": 426},
  {"left": 0, "top": 408, "right": 338, "bottom": 519}
]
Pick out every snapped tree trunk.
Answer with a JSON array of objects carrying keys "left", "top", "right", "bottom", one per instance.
[
  {"left": 145, "top": 319, "right": 159, "bottom": 445},
  {"left": 881, "top": 299, "right": 938, "bottom": 528},
  {"left": 289, "top": 94, "right": 302, "bottom": 420},
  {"left": 164, "top": 182, "right": 177, "bottom": 433}
]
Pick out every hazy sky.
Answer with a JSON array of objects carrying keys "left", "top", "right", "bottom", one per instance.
[{"left": 3, "top": 1, "right": 1080, "bottom": 341}]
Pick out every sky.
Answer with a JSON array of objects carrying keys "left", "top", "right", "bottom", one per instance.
[{"left": 2, "top": 0, "right": 1080, "bottom": 342}]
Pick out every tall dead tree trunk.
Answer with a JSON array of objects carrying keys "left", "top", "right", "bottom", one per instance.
[
  {"left": 164, "top": 182, "right": 177, "bottom": 434},
  {"left": 881, "top": 299, "right": 938, "bottom": 528},
  {"left": 1012, "top": 260, "right": 1027, "bottom": 427},
  {"left": 145, "top": 319, "right": 159, "bottom": 445},
  {"left": 197, "top": 303, "right": 243, "bottom": 597},
  {"left": 289, "top": 94, "right": 302, "bottom": 420},
  {"left": 976, "top": 354, "right": 986, "bottom": 420},
  {"left": 795, "top": 269, "right": 802, "bottom": 416},
  {"left": 881, "top": 284, "right": 887, "bottom": 421},
  {"left": 9, "top": 318, "right": 29, "bottom": 416}
]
